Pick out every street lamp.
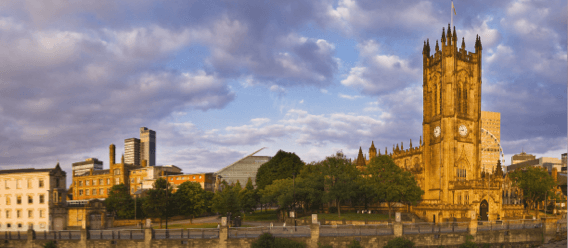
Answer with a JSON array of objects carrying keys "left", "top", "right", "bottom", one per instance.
[
  {"left": 292, "top": 172, "right": 296, "bottom": 231},
  {"left": 135, "top": 182, "right": 142, "bottom": 227}
]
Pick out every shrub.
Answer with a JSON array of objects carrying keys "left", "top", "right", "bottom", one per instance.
[
  {"left": 251, "top": 233, "right": 306, "bottom": 248},
  {"left": 329, "top": 207, "right": 338, "bottom": 213},
  {"left": 348, "top": 239, "right": 363, "bottom": 248},
  {"left": 42, "top": 241, "right": 57, "bottom": 248},
  {"left": 384, "top": 237, "right": 415, "bottom": 248},
  {"left": 459, "top": 235, "right": 477, "bottom": 248},
  {"left": 318, "top": 243, "right": 333, "bottom": 248}
]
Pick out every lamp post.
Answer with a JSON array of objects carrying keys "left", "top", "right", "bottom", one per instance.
[
  {"left": 135, "top": 182, "right": 142, "bottom": 227},
  {"left": 292, "top": 172, "right": 296, "bottom": 231},
  {"left": 166, "top": 174, "right": 169, "bottom": 231}
]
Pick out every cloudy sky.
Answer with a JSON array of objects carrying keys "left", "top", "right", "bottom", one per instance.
[{"left": 0, "top": 0, "right": 565, "bottom": 177}]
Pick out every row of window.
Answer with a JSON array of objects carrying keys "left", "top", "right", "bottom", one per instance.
[
  {"left": 77, "top": 188, "right": 110, "bottom": 196},
  {"left": 4, "top": 194, "right": 46, "bottom": 205},
  {"left": 2, "top": 209, "right": 46, "bottom": 219},
  {"left": 0, "top": 222, "right": 46, "bottom": 229},
  {"left": 3, "top": 178, "right": 47, "bottom": 189},
  {"left": 76, "top": 178, "right": 111, "bottom": 187},
  {"left": 168, "top": 175, "right": 202, "bottom": 181}
]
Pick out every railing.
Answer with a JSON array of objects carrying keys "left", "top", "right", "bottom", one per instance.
[
  {"left": 36, "top": 230, "right": 81, "bottom": 240},
  {"left": 403, "top": 222, "right": 469, "bottom": 234},
  {"left": 0, "top": 231, "right": 27, "bottom": 240},
  {"left": 478, "top": 220, "right": 542, "bottom": 232},
  {"left": 228, "top": 226, "right": 310, "bottom": 239},
  {"left": 319, "top": 224, "right": 393, "bottom": 237},
  {"left": 154, "top": 228, "right": 219, "bottom": 239}
]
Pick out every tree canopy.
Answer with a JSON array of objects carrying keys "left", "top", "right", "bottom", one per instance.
[
  {"left": 255, "top": 150, "right": 304, "bottom": 191},
  {"left": 508, "top": 166, "right": 556, "bottom": 217},
  {"left": 142, "top": 177, "right": 175, "bottom": 227},
  {"left": 104, "top": 184, "right": 134, "bottom": 219},
  {"left": 173, "top": 181, "right": 207, "bottom": 223}
]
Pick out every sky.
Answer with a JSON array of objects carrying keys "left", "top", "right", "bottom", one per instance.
[{"left": 0, "top": 0, "right": 566, "bottom": 177}]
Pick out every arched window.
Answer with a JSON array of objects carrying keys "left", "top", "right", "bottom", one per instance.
[
  {"left": 433, "top": 84, "right": 438, "bottom": 116},
  {"left": 439, "top": 81, "right": 442, "bottom": 115},
  {"left": 457, "top": 83, "right": 462, "bottom": 114},
  {"left": 463, "top": 86, "right": 467, "bottom": 115}
]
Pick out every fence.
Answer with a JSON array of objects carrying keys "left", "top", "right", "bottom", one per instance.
[
  {"left": 320, "top": 224, "right": 393, "bottom": 237},
  {"left": 228, "top": 226, "right": 310, "bottom": 239},
  {"left": 0, "top": 231, "right": 27, "bottom": 240},
  {"left": 154, "top": 228, "right": 219, "bottom": 239},
  {"left": 403, "top": 222, "right": 469, "bottom": 234},
  {"left": 36, "top": 230, "right": 81, "bottom": 240},
  {"left": 88, "top": 229, "right": 145, "bottom": 240},
  {"left": 478, "top": 220, "right": 541, "bottom": 232}
]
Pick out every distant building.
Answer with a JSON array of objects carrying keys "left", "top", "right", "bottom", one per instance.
[
  {"left": 140, "top": 127, "right": 156, "bottom": 167},
  {"left": 216, "top": 148, "right": 271, "bottom": 187},
  {"left": 129, "top": 165, "right": 182, "bottom": 194},
  {"left": 562, "top": 153, "right": 567, "bottom": 172},
  {"left": 124, "top": 138, "right": 141, "bottom": 166},
  {"left": 506, "top": 156, "right": 563, "bottom": 174},
  {"left": 480, "top": 111, "right": 501, "bottom": 173},
  {"left": 511, "top": 150, "right": 536, "bottom": 165},
  {"left": 71, "top": 158, "right": 103, "bottom": 176},
  {"left": 162, "top": 173, "right": 217, "bottom": 192},
  {"left": 0, "top": 164, "right": 67, "bottom": 231}
]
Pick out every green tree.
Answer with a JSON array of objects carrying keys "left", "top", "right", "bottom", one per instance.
[
  {"left": 240, "top": 178, "right": 258, "bottom": 215},
  {"left": 251, "top": 233, "right": 306, "bottom": 248},
  {"left": 255, "top": 150, "right": 304, "bottom": 191},
  {"left": 367, "top": 155, "right": 424, "bottom": 220},
  {"left": 384, "top": 237, "right": 415, "bottom": 248},
  {"left": 212, "top": 181, "right": 241, "bottom": 217},
  {"left": 104, "top": 184, "right": 135, "bottom": 219},
  {"left": 508, "top": 166, "right": 556, "bottom": 218},
  {"left": 142, "top": 178, "right": 175, "bottom": 228},
  {"left": 174, "top": 181, "right": 207, "bottom": 223},
  {"left": 320, "top": 152, "right": 361, "bottom": 217}
]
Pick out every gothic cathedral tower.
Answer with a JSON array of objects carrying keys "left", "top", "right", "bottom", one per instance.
[{"left": 422, "top": 25, "right": 483, "bottom": 202}]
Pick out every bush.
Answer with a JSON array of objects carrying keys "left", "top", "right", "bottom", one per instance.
[
  {"left": 42, "top": 241, "right": 57, "bottom": 248},
  {"left": 459, "top": 235, "right": 477, "bottom": 248},
  {"left": 251, "top": 233, "right": 306, "bottom": 248},
  {"left": 329, "top": 207, "right": 338, "bottom": 213},
  {"left": 384, "top": 237, "right": 415, "bottom": 248},
  {"left": 348, "top": 239, "right": 363, "bottom": 248},
  {"left": 318, "top": 243, "right": 333, "bottom": 248}
]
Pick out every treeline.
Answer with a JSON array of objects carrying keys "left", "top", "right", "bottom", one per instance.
[{"left": 255, "top": 150, "right": 424, "bottom": 219}]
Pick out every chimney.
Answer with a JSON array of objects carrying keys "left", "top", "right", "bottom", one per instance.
[{"left": 109, "top": 144, "right": 116, "bottom": 166}]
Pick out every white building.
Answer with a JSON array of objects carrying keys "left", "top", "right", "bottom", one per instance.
[
  {"left": 71, "top": 158, "right": 103, "bottom": 176},
  {"left": 0, "top": 164, "right": 67, "bottom": 231}
]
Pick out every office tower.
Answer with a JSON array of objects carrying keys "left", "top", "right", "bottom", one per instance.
[
  {"left": 140, "top": 127, "right": 156, "bottom": 167},
  {"left": 124, "top": 138, "right": 140, "bottom": 166}
]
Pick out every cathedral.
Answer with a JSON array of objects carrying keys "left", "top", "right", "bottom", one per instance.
[{"left": 354, "top": 25, "right": 523, "bottom": 222}]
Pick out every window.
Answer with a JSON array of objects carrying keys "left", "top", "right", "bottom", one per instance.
[
  {"left": 6, "top": 196, "right": 10, "bottom": 205},
  {"left": 86, "top": 180, "right": 90, "bottom": 186},
  {"left": 28, "top": 210, "right": 32, "bottom": 218},
  {"left": 176, "top": 177, "right": 180, "bottom": 180},
  {"left": 99, "top": 179, "right": 103, "bottom": 185},
  {"left": 79, "top": 181, "right": 83, "bottom": 186},
  {"left": 92, "top": 189, "right": 97, "bottom": 195},
  {"left": 6, "top": 210, "right": 10, "bottom": 218},
  {"left": 39, "top": 210, "right": 44, "bottom": 218},
  {"left": 199, "top": 176, "right": 202, "bottom": 179},
  {"left": 6, "top": 223, "right": 10, "bottom": 228},
  {"left": 79, "top": 190, "right": 83, "bottom": 196},
  {"left": 27, "top": 179, "right": 31, "bottom": 189},
  {"left": 17, "top": 223, "right": 21, "bottom": 228},
  {"left": 93, "top": 180, "right": 97, "bottom": 186},
  {"left": 4, "top": 179, "right": 9, "bottom": 189},
  {"left": 114, "top": 169, "right": 120, "bottom": 175},
  {"left": 131, "top": 178, "right": 135, "bottom": 183},
  {"left": 16, "top": 180, "right": 21, "bottom": 189},
  {"left": 107, "top": 178, "right": 110, "bottom": 185},
  {"left": 137, "top": 177, "right": 141, "bottom": 183},
  {"left": 40, "top": 223, "right": 45, "bottom": 228},
  {"left": 86, "top": 189, "right": 90, "bottom": 196},
  {"left": 193, "top": 176, "right": 195, "bottom": 179},
  {"left": 55, "top": 178, "right": 60, "bottom": 188},
  {"left": 131, "top": 188, "right": 135, "bottom": 194},
  {"left": 39, "top": 194, "right": 44, "bottom": 204},
  {"left": 100, "top": 188, "right": 103, "bottom": 195},
  {"left": 28, "top": 196, "right": 32, "bottom": 204},
  {"left": 39, "top": 179, "right": 44, "bottom": 188},
  {"left": 28, "top": 223, "right": 33, "bottom": 229},
  {"left": 182, "top": 177, "right": 186, "bottom": 180},
  {"left": 16, "top": 210, "right": 20, "bottom": 218},
  {"left": 115, "top": 178, "right": 120, "bottom": 185},
  {"left": 17, "top": 196, "right": 21, "bottom": 205}
]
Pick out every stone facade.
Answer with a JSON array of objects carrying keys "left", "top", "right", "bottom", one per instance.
[{"left": 354, "top": 25, "right": 517, "bottom": 222}]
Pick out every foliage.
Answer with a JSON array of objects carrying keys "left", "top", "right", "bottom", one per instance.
[
  {"left": 243, "top": 210, "right": 279, "bottom": 222},
  {"left": 212, "top": 181, "right": 241, "bottom": 217},
  {"left": 42, "top": 241, "right": 57, "bottom": 248},
  {"left": 256, "top": 150, "right": 305, "bottom": 191},
  {"left": 240, "top": 178, "right": 258, "bottom": 214},
  {"left": 260, "top": 178, "right": 294, "bottom": 210},
  {"left": 384, "top": 237, "right": 415, "bottom": 248},
  {"left": 320, "top": 152, "right": 361, "bottom": 217},
  {"left": 318, "top": 244, "right": 333, "bottom": 248},
  {"left": 459, "top": 235, "right": 477, "bottom": 248},
  {"left": 508, "top": 166, "right": 556, "bottom": 216},
  {"left": 299, "top": 212, "right": 389, "bottom": 221},
  {"left": 142, "top": 178, "right": 175, "bottom": 227},
  {"left": 173, "top": 181, "right": 207, "bottom": 223},
  {"left": 250, "top": 233, "right": 306, "bottom": 248},
  {"left": 104, "top": 184, "right": 135, "bottom": 219},
  {"left": 347, "top": 239, "right": 363, "bottom": 248},
  {"left": 203, "top": 191, "right": 215, "bottom": 214},
  {"left": 366, "top": 155, "right": 424, "bottom": 219}
]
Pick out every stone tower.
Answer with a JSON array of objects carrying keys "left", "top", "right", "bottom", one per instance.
[
  {"left": 369, "top": 141, "right": 377, "bottom": 160},
  {"left": 421, "top": 24, "right": 483, "bottom": 202}
]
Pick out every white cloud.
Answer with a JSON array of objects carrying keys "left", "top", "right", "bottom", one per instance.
[{"left": 338, "top": 93, "right": 362, "bottom": 100}]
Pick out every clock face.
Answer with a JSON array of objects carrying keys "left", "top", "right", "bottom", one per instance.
[
  {"left": 433, "top": 126, "right": 441, "bottom": 137},
  {"left": 459, "top": 125, "right": 468, "bottom": 136}
]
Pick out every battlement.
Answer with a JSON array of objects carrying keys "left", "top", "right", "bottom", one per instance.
[{"left": 423, "top": 25, "right": 482, "bottom": 67}]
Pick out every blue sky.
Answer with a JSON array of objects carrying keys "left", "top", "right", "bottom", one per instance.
[{"left": 0, "top": 0, "right": 565, "bottom": 176}]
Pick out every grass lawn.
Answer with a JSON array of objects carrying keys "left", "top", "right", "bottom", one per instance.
[
  {"left": 243, "top": 210, "right": 279, "bottom": 222},
  {"left": 298, "top": 212, "right": 390, "bottom": 221},
  {"left": 165, "top": 223, "right": 253, "bottom": 228}
]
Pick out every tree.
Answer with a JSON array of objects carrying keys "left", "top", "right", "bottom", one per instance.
[
  {"left": 105, "top": 184, "right": 135, "bottom": 219},
  {"left": 142, "top": 178, "right": 175, "bottom": 228},
  {"left": 508, "top": 166, "right": 556, "bottom": 218},
  {"left": 256, "top": 150, "right": 304, "bottom": 191},
  {"left": 174, "top": 181, "right": 207, "bottom": 224},
  {"left": 320, "top": 152, "right": 361, "bottom": 217},
  {"left": 367, "top": 155, "right": 424, "bottom": 220},
  {"left": 212, "top": 181, "right": 241, "bottom": 217},
  {"left": 239, "top": 178, "right": 258, "bottom": 215}
]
